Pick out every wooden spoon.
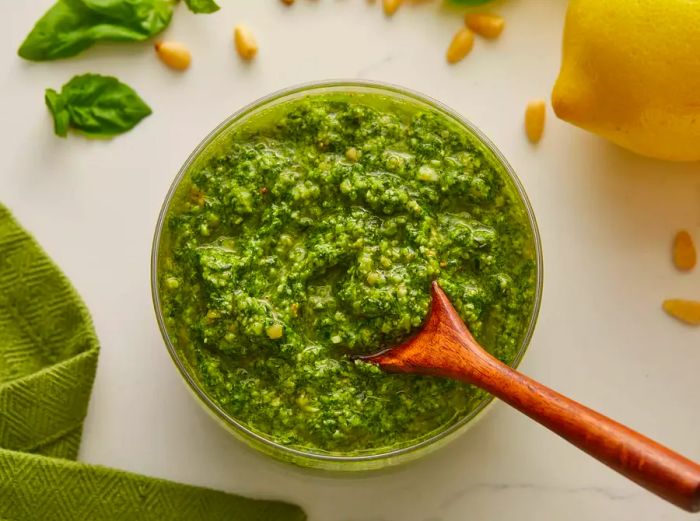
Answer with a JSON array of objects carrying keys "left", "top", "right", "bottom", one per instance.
[{"left": 361, "top": 281, "right": 700, "bottom": 512}]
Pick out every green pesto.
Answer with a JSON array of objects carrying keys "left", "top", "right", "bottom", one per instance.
[{"left": 158, "top": 94, "right": 537, "bottom": 455}]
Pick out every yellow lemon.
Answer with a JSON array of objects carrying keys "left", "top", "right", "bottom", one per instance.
[{"left": 552, "top": 0, "right": 700, "bottom": 162}]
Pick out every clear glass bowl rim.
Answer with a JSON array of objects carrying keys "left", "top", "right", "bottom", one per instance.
[{"left": 150, "top": 79, "right": 544, "bottom": 466}]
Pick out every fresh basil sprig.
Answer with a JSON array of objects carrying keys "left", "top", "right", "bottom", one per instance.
[
  {"left": 18, "top": 0, "right": 175, "bottom": 61},
  {"left": 184, "top": 0, "right": 220, "bottom": 14},
  {"left": 18, "top": 0, "right": 219, "bottom": 62},
  {"left": 45, "top": 74, "right": 152, "bottom": 138}
]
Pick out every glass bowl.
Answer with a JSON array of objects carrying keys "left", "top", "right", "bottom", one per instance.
[{"left": 151, "top": 80, "right": 543, "bottom": 471}]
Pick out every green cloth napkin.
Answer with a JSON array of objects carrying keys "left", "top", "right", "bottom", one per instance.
[{"left": 0, "top": 204, "right": 306, "bottom": 521}]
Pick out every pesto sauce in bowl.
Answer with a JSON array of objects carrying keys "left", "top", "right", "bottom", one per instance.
[{"left": 155, "top": 84, "right": 540, "bottom": 462}]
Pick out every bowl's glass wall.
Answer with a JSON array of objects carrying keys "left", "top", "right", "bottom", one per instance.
[{"left": 151, "top": 81, "right": 544, "bottom": 471}]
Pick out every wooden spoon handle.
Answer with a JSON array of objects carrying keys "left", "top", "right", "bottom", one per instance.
[{"left": 468, "top": 354, "right": 700, "bottom": 512}]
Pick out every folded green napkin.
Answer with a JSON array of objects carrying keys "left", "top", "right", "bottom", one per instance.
[{"left": 0, "top": 204, "right": 306, "bottom": 521}]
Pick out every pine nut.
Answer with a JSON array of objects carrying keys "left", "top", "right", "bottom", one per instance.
[
  {"left": 465, "top": 14, "right": 505, "bottom": 39},
  {"left": 383, "top": 0, "right": 402, "bottom": 16},
  {"left": 663, "top": 299, "right": 700, "bottom": 325},
  {"left": 673, "top": 230, "right": 697, "bottom": 271},
  {"left": 446, "top": 27, "right": 474, "bottom": 64},
  {"left": 525, "top": 100, "right": 546, "bottom": 144},
  {"left": 234, "top": 25, "right": 258, "bottom": 61},
  {"left": 266, "top": 323, "right": 284, "bottom": 339},
  {"left": 281, "top": 0, "right": 294, "bottom": 5},
  {"left": 154, "top": 41, "right": 191, "bottom": 71}
]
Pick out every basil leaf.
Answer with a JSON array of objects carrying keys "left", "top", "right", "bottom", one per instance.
[
  {"left": 184, "top": 0, "right": 220, "bottom": 14},
  {"left": 82, "top": 0, "right": 175, "bottom": 32},
  {"left": 18, "top": 0, "right": 175, "bottom": 61},
  {"left": 45, "top": 74, "right": 152, "bottom": 138},
  {"left": 44, "top": 89, "right": 71, "bottom": 137}
]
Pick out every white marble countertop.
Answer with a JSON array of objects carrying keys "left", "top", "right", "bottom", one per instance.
[{"left": 2, "top": 1, "right": 699, "bottom": 520}]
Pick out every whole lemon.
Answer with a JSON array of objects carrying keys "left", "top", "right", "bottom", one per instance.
[{"left": 552, "top": 0, "right": 700, "bottom": 162}]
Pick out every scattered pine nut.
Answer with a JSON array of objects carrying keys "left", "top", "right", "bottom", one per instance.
[
  {"left": 465, "top": 14, "right": 505, "bottom": 39},
  {"left": 525, "top": 100, "right": 546, "bottom": 144},
  {"left": 281, "top": 0, "right": 294, "bottom": 4},
  {"left": 383, "top": 0, "right": 402, "bottom": 16},
  {"left": 154, "top": 41, "right": 191, "bottom": 71},
  {"left": 672, "top": 230, "right": 696, "bottom": 271},
  {"left": 446, "top": 27, "right": 474, "bottom": 64},
  {"left": 234, "top": 25, "right": 258, "bottom": 61},
  {"left": 663, "top": 299, "right": 700, "bottom": 326}
]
